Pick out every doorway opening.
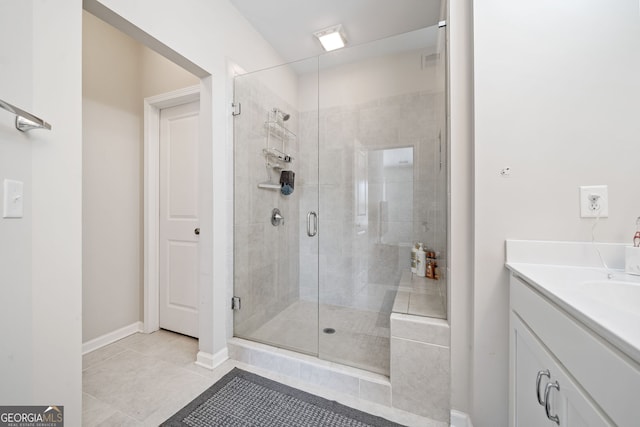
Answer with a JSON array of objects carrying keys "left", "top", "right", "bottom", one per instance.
[{"left": 81, "top": 9, "right": 212, "bottom": 361}]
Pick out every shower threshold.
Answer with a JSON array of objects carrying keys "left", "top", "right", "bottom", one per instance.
[{"left": 227, "top": 337, "right": 390, "bottom": 403}]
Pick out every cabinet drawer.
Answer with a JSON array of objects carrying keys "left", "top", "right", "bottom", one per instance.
[{"left": 511, "top": 276, "right": 640, "bottom": 426}]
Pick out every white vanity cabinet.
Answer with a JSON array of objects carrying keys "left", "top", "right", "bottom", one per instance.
[
  {"left": 509, "top": 275, "right": 630, "bottom": 426},
  {"left": 511, "top": 313, "right": 611, "bottom": 426}
]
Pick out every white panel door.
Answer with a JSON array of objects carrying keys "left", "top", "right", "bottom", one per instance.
[{"left": 159, "top": 100, "right": 200, "bottom": 337}]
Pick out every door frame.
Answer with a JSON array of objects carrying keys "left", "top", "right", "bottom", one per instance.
[{"left": 143, "top": 85, "right": 200, "bottom": 334}]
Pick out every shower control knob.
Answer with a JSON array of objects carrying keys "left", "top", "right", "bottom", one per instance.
[
  {"left": 271, "top": 208, "right": 284, "bottom": 226},
  {"left": 194, "top": 227, "right": 200, "bottom": 235}
]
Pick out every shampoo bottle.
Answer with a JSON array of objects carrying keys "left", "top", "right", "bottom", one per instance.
[
  {"left": 416, "top": 244, "right": 427, "bottom": 277},
  {"left": 411, "top": 243, "right": 419, "bottom": 273}
]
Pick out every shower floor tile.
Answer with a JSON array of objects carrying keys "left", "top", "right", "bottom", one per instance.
[{"left": 245, "top": 300, "right": 390, "bottom": 375}]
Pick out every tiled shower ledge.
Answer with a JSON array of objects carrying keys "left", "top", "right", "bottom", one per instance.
[{"left": 392, "top": 270, "right": 446, "bottom": 318}]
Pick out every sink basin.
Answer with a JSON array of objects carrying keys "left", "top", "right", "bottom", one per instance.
[{"left": 581, "top": 280, "right": 640, "bottom": 315}]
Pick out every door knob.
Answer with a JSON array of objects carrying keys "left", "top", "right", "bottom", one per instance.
[{"left": 194, "top": 227, "right": 200, "bottom": 235}]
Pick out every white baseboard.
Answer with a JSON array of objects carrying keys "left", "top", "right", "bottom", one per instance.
[
  {"left": 195, "top": 347, "right": 228, "bottom": 370},
  {"left": 82, "top": 321, "right": 144, "bottom": 355},
  {"left": 450, "top": 410, "right": 473, "bottom": 427}
]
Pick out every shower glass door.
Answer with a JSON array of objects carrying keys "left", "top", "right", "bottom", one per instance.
[
  {"left": 233, "top": 23, "right": 447, "bottom": 376},
  {"left": 317, "top": 25, "right": 447, "bottom": 375},
  {"left": 233, "top": 57, "right": 320, "bottom": 356}
]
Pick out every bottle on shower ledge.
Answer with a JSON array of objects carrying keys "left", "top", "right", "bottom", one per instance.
[
  {"left": 416, "top": 243, "right": 427, "bottom": 277},
  {"left": 411, "top": 243, "right": 419, "bottom": 273},
  {"left": 426, "top": 259, "right": 434, "bottom": 279},
  {"left": 431, "top": 252, "right": 440, "bottom": 280}
]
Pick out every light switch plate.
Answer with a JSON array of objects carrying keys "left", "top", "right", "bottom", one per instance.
[{"left": 3, "top": 179, "right": 24, "bottom": 218}]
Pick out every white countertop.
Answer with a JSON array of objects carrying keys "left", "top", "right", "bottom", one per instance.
[{"left": 506, "top": 261, "right": 640, "bottom": 365}]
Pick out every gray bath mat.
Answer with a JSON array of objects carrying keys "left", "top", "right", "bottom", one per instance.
[{"left": 161, "top": 367, "right": 405, "bottom": 427}]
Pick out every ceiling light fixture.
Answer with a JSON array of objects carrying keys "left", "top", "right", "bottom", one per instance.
[{"left": 313, "top": 25, "right": 347, "bottom": 52}]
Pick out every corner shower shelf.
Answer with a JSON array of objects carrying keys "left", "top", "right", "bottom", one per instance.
[
  {"left": 264, "top": 120, "right": 296, "bottom": 141},
  {"left": 263, "top": 147, "right": 294, "bottom": 163},
  {"left": 258, "top": 109, "right": 294, "bottom": 191}
]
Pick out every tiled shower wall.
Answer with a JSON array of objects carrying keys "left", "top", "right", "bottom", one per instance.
[
  {"left": 298, "top": 90, "right": 447, "bottom": 309},
  {"left": 233, "top": 76, "right": 301, "bottom": 337}
]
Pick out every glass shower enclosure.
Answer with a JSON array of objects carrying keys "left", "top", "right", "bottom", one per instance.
[{"left": 233, "top": 24, "right": 447, "bottom": 376}]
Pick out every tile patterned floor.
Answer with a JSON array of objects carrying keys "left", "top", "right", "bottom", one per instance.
[
  {"left": 245, "top": 301, "right": 391, "bottom": 375},
  {"left": 82, "top": 330, "right": 435, "bottom": 426}
]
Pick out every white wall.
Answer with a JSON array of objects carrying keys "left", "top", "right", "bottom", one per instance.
[
  {"left": 82, "top": 11, "right": 199, "bottom": 342},
  {"left": 83, "top": 11, "right": 144, "bottom": 342},
  {"left": 1, "top": 1, "right": 82, "bottom": 423},
  {"left": 85, "top": 0, "right": 288, "bottom": 358},
  {"left": 140, "top": 47, "right": 200, "bottom": 98},
  {"left": 0, "top": 0, "right": 34, "bottom": 403},
  {"left": 472, "top": 1, "right": 640, "bottom": 426},
  {"left": 32, "top": 1, "right": 83, "bottom": 424}
]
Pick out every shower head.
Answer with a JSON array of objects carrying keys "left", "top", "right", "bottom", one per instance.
[{"left": 273, "top": 108, "right": 290, "bottom": 122}]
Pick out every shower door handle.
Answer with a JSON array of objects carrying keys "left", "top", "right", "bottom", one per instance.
[{"left": 307, "top": 211, "right": 317, "bottom": 237}]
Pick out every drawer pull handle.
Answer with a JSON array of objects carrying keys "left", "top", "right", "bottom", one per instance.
[
  {"left": 544, "top": 381, "right": 560, "bottom": 425},
  {"left": 535, "top": 369, "right": 550, "bottom": 405}
]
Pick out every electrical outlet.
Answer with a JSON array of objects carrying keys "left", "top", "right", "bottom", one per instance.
[{"left": 579, "top": 185, "right": 608, "bottom": 218}]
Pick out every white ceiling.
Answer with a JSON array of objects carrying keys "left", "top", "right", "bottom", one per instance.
[{"left": 229, "top": 0, "right": 443, "bottom": 63}]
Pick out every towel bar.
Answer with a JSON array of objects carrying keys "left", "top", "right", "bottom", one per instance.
[{"left": 0, "top": 98, "right": 51, "bottom": 132}]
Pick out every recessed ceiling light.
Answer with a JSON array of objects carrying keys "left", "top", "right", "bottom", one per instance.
[{"left": 313, "top": 25, "right": 347, "bottom": 52}]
